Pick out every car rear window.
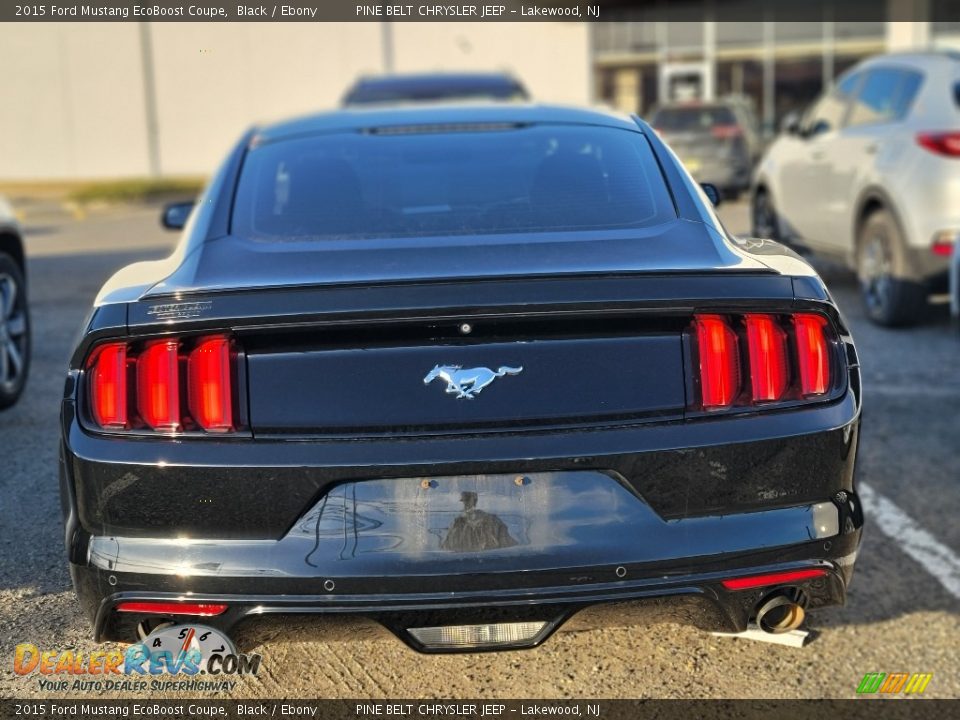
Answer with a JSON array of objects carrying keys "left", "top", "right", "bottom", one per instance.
[
  {"left": 651, "top": 106, "right": 738, "bottom": 132},
  {"left": 231, "top": 124, "right": 676, "bottom": 240}
]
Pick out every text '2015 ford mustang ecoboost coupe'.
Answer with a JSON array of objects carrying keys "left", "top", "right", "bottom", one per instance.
[{"left": 60, "top": 103, "right": 862, "bottom": 653}]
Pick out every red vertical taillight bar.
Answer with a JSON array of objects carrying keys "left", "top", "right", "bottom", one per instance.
[
  {"left": 744, "top": 314, "right": 788, "bottom": 402},
  {"left": 188, "top": 337, "right": 234, "bottom": 432},
  {"left": 137, "top": 340, "right": 181, "bottom": 431},
  {"left": 794, "top": 313, "right": 831, "bottom": 396},
  {"left": 694, "top": 314, "right": 741, "bottom": 409},
  {"left": 88, "top": 343, "right": 128, "bottom": 429}
]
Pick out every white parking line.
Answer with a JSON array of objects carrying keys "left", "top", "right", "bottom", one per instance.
[{"left": 859, "top": 482, "right": 960, "bottom": 600}]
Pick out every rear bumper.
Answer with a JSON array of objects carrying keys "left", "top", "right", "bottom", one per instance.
[
  {"left": 903, "top": 245, "right": 950, "bottom": 289},
  {"left": 61, "top": 388, "right": 863, "bottom": 650},
  {"left": 76, "top": 545, "right": 857, "bottom": 652},
  {"left": 687, "top": 160, "right": 752, "bottom": 192}
]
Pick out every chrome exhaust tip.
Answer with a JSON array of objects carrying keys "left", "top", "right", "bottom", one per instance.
[{"left": 755, "top": 590, "right": 807, "bottom": 634}]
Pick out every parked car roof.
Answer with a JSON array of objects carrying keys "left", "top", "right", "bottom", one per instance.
[{"left": 342, "top": 72, "right": 529, "bottom": 106}]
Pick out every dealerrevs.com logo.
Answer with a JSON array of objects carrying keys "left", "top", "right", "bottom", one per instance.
[{"left": 14, "top": 624, "right": 260, "bottom": 692}]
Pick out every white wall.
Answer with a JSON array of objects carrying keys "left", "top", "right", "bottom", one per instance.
[
  {"left": 391, "top": 22, "right": 590, "bottom": 105},
  {"left": 148, "top": 22, "right": 383, "bottom": 175},
  {"left": 0, "top": 22, "right": 591, "bottom": 181},
  {"left": 0, "top": 23, "right": 152, "bottom": 179}
]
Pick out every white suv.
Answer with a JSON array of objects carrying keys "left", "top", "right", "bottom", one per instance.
[{"left": 752, "top": 52, "right": 960, "bottom": 326}]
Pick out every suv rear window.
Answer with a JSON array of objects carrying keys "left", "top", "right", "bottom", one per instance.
[
  {"left": 231, "top": 125, "right": 676, "bottom": 240},
  {"left": 651, "top": 106, "right": 738, "bottom": 132}
]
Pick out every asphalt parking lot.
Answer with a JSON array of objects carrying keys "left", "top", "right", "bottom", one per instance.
[{"left": 1, "top": 199, "right": 957, "bottom": 700}]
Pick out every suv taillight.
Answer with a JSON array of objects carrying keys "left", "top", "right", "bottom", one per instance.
[
  {"left": 86, "top": 335, "right": 239, "bottom": 433},
  {"left": 691, "top": 312, "right": 837, "bottom": 410},
  {"left": 711, "top": 124, "right": 743, "bottom": 140},
  {"left": 916, "top": 131, "right": 960, "bottom": 157}
]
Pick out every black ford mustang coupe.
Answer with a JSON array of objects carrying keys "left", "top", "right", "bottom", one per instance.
[{"left": 60, "top": 104, "right": 862, "bottom": 652}]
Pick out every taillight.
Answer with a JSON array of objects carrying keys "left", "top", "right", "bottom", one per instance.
[
  {"left": 721, "top": 568, "right": 828, "bottom": 591},
  {"left": 88, "top": 343, "right": 128, "bottom": 429},
  {"left": 916, "top": 131, "right": 960, "bottom": 157},
  {"left": 694, "top": 315, "right": 740, "bottom": 409},
  {"left": 692, "top": 312, "right": 836, "bottom": 410},
  {"left": 744, "top": 314, "right": 788, "bottom": 402},
  {"left": 932, "top": 241, "right": 953, "bottom": 257},
  {"left": 711, "top": 124, "right": 742, "bottom": 139},
  {"left": 793, "top": 314, "right": 830, "bottom": 397},
  {"left": 116, "top": 601, "right": 229, "bottom": 616},
  {"left": 188, "top": 337, "right": 233, "bottom": 432},
  {"left": 85, "top": 335, "right": 240, "bottom": 434},
  {"left": 137, "top": 341, "right": 181, "bottom": 431}
]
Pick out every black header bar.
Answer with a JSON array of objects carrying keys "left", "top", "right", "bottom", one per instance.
[
  {"left": 0, "top": 0, "right": 937, "bottom": 23},
  {"left": 0, "top": 699, "right": 954, "bottom": 720}
]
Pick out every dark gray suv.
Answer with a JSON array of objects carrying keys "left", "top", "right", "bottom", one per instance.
[{"left": 650, "top": 99, "right": 761, "bottom": 200}]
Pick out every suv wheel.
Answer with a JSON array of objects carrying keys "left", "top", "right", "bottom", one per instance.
[
  {"left": 0, "top": 253, "right": 30, "bottom": 408},
  {"left": 856, "top": 209, "right": 927, "bottom": 327},
  {"left": 751, "top": 189, "right": 780, "bottom": 240}
]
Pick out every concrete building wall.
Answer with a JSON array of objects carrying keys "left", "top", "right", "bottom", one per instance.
[
  {"left": 391, "top": 22, "right": 590, "bottom": 105},
  {"left": 0, "top": 22, "right": 591, "bottom": 181},
  {"left": 0, "top": 24, "right": 152, "bottom": 180}
]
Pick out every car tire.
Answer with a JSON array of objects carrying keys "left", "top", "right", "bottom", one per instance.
[
  {"left": 0, "top": 253, "right": 30, "bottom": 409},
  {"left": 751, "top": 189, "right": 780, "bottom": 240},
  {"left": 856, "top": 209, "right": 928, "bottom": 328}
]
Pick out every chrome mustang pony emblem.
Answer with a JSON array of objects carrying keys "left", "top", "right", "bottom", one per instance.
[{"left": 423, "top": 364, "right": 523, "bottom": 399}]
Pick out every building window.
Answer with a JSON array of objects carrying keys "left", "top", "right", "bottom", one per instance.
[{"left": 717, "top": 59, "right": 764, "bottom": 119}]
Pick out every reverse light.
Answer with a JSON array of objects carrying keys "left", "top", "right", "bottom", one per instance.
[
  {"left": 694, "top": 315, "right": 740, "bottom": 409},
  {"left": 408, "top": 621, "right": 547, "bottom": 649},
  {"left": 188, "top": 337, "right": 233, "bottom": 432},
  {"left": 89, "top": 343, "right": 128, "bottom": 429},
  {"left": 116, "top": 601, "right": 228, "bottom": 617},
  {"left": 137, "top": 341, "right": 181, "bottom": 431},
  {"left": 916, "top": 131, "right": 960, "bottom": 157},
  {"left": 744, "top": 314, "right": 788, "bottom": 402},
  {"left": 721, "top": 568, "right": 828, "bottom": 590}
]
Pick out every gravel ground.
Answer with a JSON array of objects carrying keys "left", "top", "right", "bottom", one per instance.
[{"left": 1, "top": 200, "right": 957, "bottom": 700}]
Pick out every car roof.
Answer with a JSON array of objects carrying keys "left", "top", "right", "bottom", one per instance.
[
  {"left": 651, "top": 101, "right": 741, "bottom": 112},
  {"left": 347, "top": 71, "right": 524, "bottom": 90},
  {"left": 858, "top": 50, "right": 960, "bottom": 70},
  {"left": 254, "top": 103, "right": 644, "bottom": 144},
  {"left": 343, "top": 71, "right": 529, "bottom": 105}
]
